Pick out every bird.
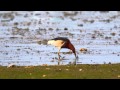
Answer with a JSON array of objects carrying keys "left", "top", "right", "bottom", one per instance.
[{"left": 47, "top": 37, "right": 78, "bottom": 65}]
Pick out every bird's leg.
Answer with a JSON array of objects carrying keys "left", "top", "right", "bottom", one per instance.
[
  {"left": 58, "top": 47, "right": 61, "bottom": 65},
  {"left": 57, "top": 42, "right": 65, "bottom": 65},
  {"left": 58, "top": 52, "right": 60, "bottom": 60}
]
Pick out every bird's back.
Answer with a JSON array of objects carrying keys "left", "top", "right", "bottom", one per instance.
[
  {"left": 48, "top": 37, "right": 70, "bottom": 48},
  {"left": 51, "top": 37, "right": 70, "bottom": 42}
]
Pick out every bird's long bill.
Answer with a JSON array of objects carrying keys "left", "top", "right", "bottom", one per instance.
[
  {"left": 74, "top": 53, "right": 79, "bottom": 59},
  {"left": 73, "top": 53, "right": 78, "bottom": 65}
]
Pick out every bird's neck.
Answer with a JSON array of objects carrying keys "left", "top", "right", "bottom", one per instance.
[{"left": 68, "top": 43, "right": 76, "bottom": 56}]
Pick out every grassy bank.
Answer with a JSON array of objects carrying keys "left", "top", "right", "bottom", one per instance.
[{"left": 0, "top": 64, "right": 120, "bottom": 79}]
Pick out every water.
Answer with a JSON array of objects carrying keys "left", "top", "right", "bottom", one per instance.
[{"left": 0, "top": 11, "right": 120, "bottom": 66}]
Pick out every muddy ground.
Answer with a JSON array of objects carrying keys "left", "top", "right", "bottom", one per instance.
[{"left": 0, "top": 11, "right": 120, "bottom": 66}]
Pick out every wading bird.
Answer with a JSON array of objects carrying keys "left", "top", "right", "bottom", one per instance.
[{"left": 47, "top": 37, "right": 78, "bottom": 65}]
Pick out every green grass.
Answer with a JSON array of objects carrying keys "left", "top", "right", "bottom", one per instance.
[{"left": 0, "top": 64, "right": 120, "bottom": 79}]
